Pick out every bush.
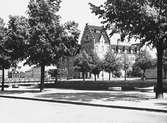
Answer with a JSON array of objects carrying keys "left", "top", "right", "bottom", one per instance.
[
  {"left": 128, "top": 66, "right": 142, "bottom": 77},
  {"left": 113, "top": 70, "right": 122, "bottom": 77}
]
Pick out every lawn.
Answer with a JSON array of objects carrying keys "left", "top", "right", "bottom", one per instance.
[{"left": 43, "top": 79, "right": 167, "bottom": 92}]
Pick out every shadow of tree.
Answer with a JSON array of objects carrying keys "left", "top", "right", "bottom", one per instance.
[
  {"left": 155, "top": 103, "right": 167, "bottom": 108},
  {"left": 0, "top": 90, "right": 41, "bottom": 95},
  {"left": 36, "top": 92, "right": 154, "bottom": 102}
]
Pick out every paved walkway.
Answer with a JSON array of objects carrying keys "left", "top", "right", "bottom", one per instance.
[{"left": 0, "top": 86, "right": 167, "bottom": 112}]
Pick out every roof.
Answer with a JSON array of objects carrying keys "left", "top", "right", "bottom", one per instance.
[
  {"left": 81, "top": 24, "right": 140, "bottom": 48},
  {"left": 86, "top": 24, "right": 110, "bottom": 44}
]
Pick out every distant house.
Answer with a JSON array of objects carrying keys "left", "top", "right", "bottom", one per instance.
[
  {"left": 8, "top": 68, "right": 25, "bottom": 79},
  {"left": 24, "top": 66, "right": 54, "bottom": 81},
  {"left": 24, "top": 67, "right": 41, "bottom": 80},
  {"left": 78, "top": 24, "right": 140, "bottom": 79},
  {"left": 80, "top": 24, "right": 110, "bottom": 60}
]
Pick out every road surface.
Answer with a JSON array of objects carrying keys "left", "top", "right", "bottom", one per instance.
[{"left": 0, "top": 97, "right": 167, "bottom": 123}]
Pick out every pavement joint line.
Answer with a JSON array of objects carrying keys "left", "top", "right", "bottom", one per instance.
[{"left": 0, "top": 95, "right": 167, "bottom": 113}]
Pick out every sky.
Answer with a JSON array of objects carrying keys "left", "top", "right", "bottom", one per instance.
[{"left": 0, "top": 0, "right": 105, "bottom": 72}]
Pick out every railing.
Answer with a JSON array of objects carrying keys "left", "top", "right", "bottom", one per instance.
[{"left": 0, "top": 79, "right": 56, "bottom": 85}]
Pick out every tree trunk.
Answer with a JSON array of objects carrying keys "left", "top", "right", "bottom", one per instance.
[
  {"left": 94, "top": 74, "right": 96, "bottom": 82},
  {"left": 165, "top": 70, "right": 167, "bottom": 80},
  {"left": 67, "top": 57, "right": 70, "bottom": 80},
  {"left": 40, "top": 64, "right": 45, "bottom": 92},
  {"left": 163, "top": 68, "right": 167, "bottom": 80},
  {"left": 55, "top": 73, "right": 58, "bottom": 84},
  {"left": 124, "top": 70, "right": 127, "bottom": 81},
  {"left": 109, "top": 72, "right": 111, "bottom": 80},
  {"left": 142, "top": 69, "right": 146, "bottom": 80},
  {"left": 82, "top": 72, "right": 85, "bottom": 82},
  {"left": 1, "top": 66, "right": 5, "bottom": 91},
  {"left": 156, "top": 44, "right": 164, "bottom": 99}
]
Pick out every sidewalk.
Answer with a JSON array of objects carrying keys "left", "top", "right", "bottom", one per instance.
[{"left": 0, "top": 87, "right": 167, "bottom": 113}]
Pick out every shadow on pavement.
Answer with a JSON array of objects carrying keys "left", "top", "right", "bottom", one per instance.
[
  {"left": 36, "top": 92, "right": 154, "bottom": 102},
  {"left": 155, "top": 102, "right": 167, "bottom": 108},
  {"left": 0, "top": 90, "right": 40, "bottom": 95}
]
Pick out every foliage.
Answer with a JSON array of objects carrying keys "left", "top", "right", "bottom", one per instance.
[
  {"left": 73, "top": 50, "right": 92, "bottom": 81},
  {"left": 48, "top": 69, "right": 58, "bottom": 78},
  {"left": 120, "top": 53, "right": 132, "bottom": 80},
  {"left": 26, "top": 0, "right": 62, "bottom": 66},
  {"left": 0, "top": 17, "right": 12, "bottom": 91},
  {"left": 26, "top": 0, "right": 80, "bottom": 66},
  {"left": 128, "top": 65, "right": 143, "bottom": 77},
  {"left": 121, "top": 53, "right": 131, "bottom": 71},
  {"left": 4, "top": 16, "right": 29, "bottom": 62},
  {"left": 89, "top": 0, "right": 167, "bottom": 98},
  {"left": 26, "top": 0, "right": 80, "bottom": 90},
  {"left": 134, "top": 49, "right": 155, "bottom": 79},
  {"left": 103, "top": 47, "right": 121, "bottom": 80},
  {"left": 90, "top": 53, "right": 102, "bottom": 81},
  {"left": 61, "top": 21, "right": 81, "bottom": 57}
]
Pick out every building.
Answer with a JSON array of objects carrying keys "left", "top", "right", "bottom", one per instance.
[{"left": 78, "top": 24, "right": 140, "bottom": 79}]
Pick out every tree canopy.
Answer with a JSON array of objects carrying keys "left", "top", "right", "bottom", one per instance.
[
  {"left": 89, "top": 0, "right": 167, "bottom": 98},
  {"left": 0, "top": 17, "right": 13, "bottom": 91},
  {"left": 4, "top": 16, "right": 29, "bottom": 62},
  {"left": 103, "top": 47, "right": 121, "bottom": 80},
  {"left": 73, "top": 50, "right": 92, "bottom": 81},
  {"left": 26, "top": 0, "right": 80, "bottom": 91},
  {"left": 90, "top": 52, "right": 102, "bottom": 81},
  {"left": 134, "top": 49, "right": 155, "bottom": 79}
]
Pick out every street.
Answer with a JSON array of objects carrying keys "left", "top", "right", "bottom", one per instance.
[{"left": 0, "top": 97, "right": 167, "bottom": 123}]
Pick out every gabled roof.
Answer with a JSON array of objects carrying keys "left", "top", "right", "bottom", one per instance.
[{"left": 85, "top": 24, "right": 110, "bottom": 44}]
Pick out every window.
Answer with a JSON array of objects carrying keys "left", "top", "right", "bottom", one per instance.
[
  {"left": 122, "top": 46, "right": 125, "bottom": 53},
  {"left": 116, "top": 46, "right": 118, "bottom": 53},
  {"left": 134, "top": 47, "right": 137, "bottom": 53},
  {"left": 128, "top": 47, "right": 131, "bottom": 54}
]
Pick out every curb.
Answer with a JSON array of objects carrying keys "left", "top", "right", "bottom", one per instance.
[{"left": 0, "top": 95, "right": 167, "bottom": 113}]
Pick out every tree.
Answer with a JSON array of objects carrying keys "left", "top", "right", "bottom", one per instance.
[
  {"left": 48, "top": 69, "right": 58, "bottom": 83},
  {"left": 73, "top": 50, "right": 91, "bottom": 81},
  {"left": 89, "top": 0, "right": 167, "bottom": 98},
  {"left": 26, "top": 0, "right": 80, "bottom": 91},
  {"left": 2, "top": 16, "right": 30, "bottom": 91},
  {"left": 163, "top": 50, "right": 167, "bottom": 79},
  {"left": 90, "top": 53, "right": 102, "bottom": 81},
  {"left": 130, "top": 65, "right": 143, "bottom": 77},
  {"left": 121, "top": 53, "right": 131, "bottom": 81},
  {"left": 134, "top": 49, "right": 155, "bottom": 80},
  {"left": 4, "top": 16, "right": 29, "bottom": 61},
  {"left": 0, "top": 52, "right": 11, "bottom": 91},
  {"left": 103, "top": 48, "right": 121, "bottom": 80},
  {"left": 26, "top": 0, "right": 62, "bottom": 91},
  {"left": 0, "top": 18, "right": 12, "bottom": 91}
]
